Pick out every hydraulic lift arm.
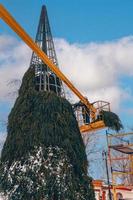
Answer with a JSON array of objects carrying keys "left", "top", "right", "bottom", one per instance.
[{"left": 0, "top": 4, "right": 106, "bottom": 132}]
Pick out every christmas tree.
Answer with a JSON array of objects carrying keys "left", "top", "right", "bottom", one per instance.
[{"left": 0, "top": 68, "right": 95, "bottom": 200}]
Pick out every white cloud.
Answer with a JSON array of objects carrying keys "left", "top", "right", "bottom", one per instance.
[
  {"left": 0, "top": 132, "right": 7, "bottom": 156},
  {"left": 0, "top": 34, "right": 133, "bottom": 113},
  {"left": 55, "top": 36, "right": 133, "bottom": 111},
  {"left": 0, "top": 34, "right": 32, "bottom": 103}
]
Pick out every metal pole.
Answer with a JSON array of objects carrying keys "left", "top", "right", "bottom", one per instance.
[{"left": 102, "top": 150, "right": 112, "bottom": 200}]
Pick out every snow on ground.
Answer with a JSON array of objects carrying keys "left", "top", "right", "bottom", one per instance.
[{"left": 0, "top": 194, "right": 7, "bottom": 200}]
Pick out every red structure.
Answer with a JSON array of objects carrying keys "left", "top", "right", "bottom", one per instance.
[{"left": 93, "top": 180, "right": 133, "bottom": 200}]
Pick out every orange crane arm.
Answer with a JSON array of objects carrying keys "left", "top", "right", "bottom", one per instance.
[
  {"left": 0, "top": 4, "right": 96, "bottom": 114},
  {"left": 0, "top": 4, "right": 107, "bottom": 133}
]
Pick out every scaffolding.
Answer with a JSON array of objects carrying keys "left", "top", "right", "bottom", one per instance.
[{"left": 106, "top": 132, "right": 133, "bottom": 200}]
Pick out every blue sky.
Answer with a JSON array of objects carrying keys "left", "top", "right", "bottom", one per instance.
[
  {"left": 1, "top": 0, "right": 133, "bottom": 42},
  {"left": 0, "top": 0, "right": 133, "bottom": 178}
]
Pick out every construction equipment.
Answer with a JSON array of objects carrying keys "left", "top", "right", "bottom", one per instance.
[
  {"left": 106, "top": 132, "right": 133, "bottom": 200},
  {"left": 0, "top": 4, "right": 111, "bottom": 133}
]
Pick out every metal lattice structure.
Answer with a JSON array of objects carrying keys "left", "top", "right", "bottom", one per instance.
[{"left": 30, "top": 5, "right": 65, "bottom": 96}]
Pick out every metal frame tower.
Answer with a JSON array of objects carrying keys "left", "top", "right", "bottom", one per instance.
[{"left": 30, "top": 5, "right": 65, "bottom": 96}]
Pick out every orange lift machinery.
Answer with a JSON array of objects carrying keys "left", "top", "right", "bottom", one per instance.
[
  {"left": 0, "top": 4, "right": 110, "bottom": 133},
  {"left": 106, "top": 132, "right": 133, "bottom": 200}
]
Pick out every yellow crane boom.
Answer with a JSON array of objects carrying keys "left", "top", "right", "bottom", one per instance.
[{"left": 0, "top": 4, "right": 106, "bottom": 133}]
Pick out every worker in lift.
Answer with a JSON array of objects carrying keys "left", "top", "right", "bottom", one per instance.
[
  {"left": 82, "top": 106, "right": 90, "bottom": 124},
  {"left": 73, "top": 101, "right": 90, "bottom": 124}
]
